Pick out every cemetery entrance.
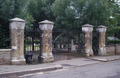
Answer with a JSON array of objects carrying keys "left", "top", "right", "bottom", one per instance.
[
  {"left": 52, "top": 29, "right": 83, "bottom": 61},
  {"left": 92, "top": 28, "right": 99, "bottom": 55},
  {"left": 24, "top": 27, "right": 42, "bottom": 64}
]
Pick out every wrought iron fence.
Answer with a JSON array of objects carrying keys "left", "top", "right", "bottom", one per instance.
[
  {"left": 0, "top": 26, "right": 10, "bottom": 49},
  {"left": 52, "top": 29, "right": 83, "bottom": 61},
  {"left": 92, "top": 30, "right": 99, "bottom": 55},
  {"left": 24, "top": 27, "right": 42, "bottom": 64}
]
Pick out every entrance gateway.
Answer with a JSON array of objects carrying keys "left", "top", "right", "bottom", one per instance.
[
  {"left": 24, "top": 27, "right": 42, "bottom": 64},
  {"left": 24, "top": 29, "right": 84, "bottom": 64},
  {"left": 52, "top": 29, "right": 83, "bottom": 61},
  {"left": 0, "top": 17, "right": 107, "bottom": 65},
  {"left": 24, "top": 21, "right": 84, "bottom": 64},
  {"left": 24, "top": 20, "right": 107, "bottom": 64}
]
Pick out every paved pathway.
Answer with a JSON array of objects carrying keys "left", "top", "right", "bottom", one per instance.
[
  {"left": 0, "top": 55, "right": 120, "bottom": 78},
  {"left": 19, "top": 60, "right": 120, "bottom": 78}
]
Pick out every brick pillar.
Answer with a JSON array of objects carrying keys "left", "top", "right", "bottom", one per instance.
[
  {"left": 82, "top": 24, "right": 94, "bottom": 57},
  {"left": 9, "top": 18, "right": 26, "bottom": 65},
  {"left": 96, "top": 25, "right": 107, "bottom": 55},
  {"left": 39, "top": 20, "right": 54, "bottom": 62}
]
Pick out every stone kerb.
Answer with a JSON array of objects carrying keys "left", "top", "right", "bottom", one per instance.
[
  {"left": 9, "top": 17, "right": 26, "bottom": 65},
  {"left": 96, "top": 25, "right": 107, "bottom": 55},
  {"left": 82, "top": 24, "right": 94, "bottom": 57},
  {"left": 39, "top": 20, "right": 54, "bottom": 62}
]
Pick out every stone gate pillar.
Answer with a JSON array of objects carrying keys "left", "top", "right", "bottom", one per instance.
[
  {"left": 82, "top": 24, "right": 94, "bottom": 57},
  {"left": 9, "top": 18, "right": 26, "bottom": 65},
  {"left": 39, "top": 20, "right": 54, "bottom": 62},
  {"left": 96, "top": 25, "right": 107, "bottom": 55}
]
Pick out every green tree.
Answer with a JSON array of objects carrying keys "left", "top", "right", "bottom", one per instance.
[
  {"left": 105, "top": 0, "right": 120, "bottom": 37},
  {"left": 51, "top": 0, "right": 72, "bottom": 29},
  {"left": 51, "top": 0, "right": 119, "bottom": 30},
  {"left": 27, "top": 0, "right": 55, "bottom": 28},
  {"left": 0, "top": 0, "right": 33, "bottom": 48}
]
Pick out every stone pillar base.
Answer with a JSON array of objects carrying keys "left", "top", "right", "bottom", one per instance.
[
  {"left": 98, "top": 49, "right": 106, "bottom": 56},
  {"left": 89, "top": 51, "right": 94, "bottom": 56},
  {"left": 42, "top": 57, "right": 54, "bottom": 63},
  {"left": 11, "top": 59, "right": 26, "bottom": 65},
  {"left": 84, "top": 49, "right": 94, "bottom": 57},
  {"left": 85, "top": 53, "right": 94, "bottom": 57}
]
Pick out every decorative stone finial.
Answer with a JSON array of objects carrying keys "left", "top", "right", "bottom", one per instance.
[
  {"left": 9, "top": 17, "right": 25, "bottom": 22},
  {"left": 39, "top": 20, "right": 54, "bottom": 24},
  {"left": 82, "top": 24, "right": 93, "bottom": 32},
  {"left": 97, "top": 25, "right": 107, "bottom": 28},
  {"left": 39, "top": 20, "right": 54, "bottom": 30},
  {"left": 96, "top": 25, "right": 107, "bottom": 32},
  {"left": 82, "top": 24, "right": 93, "bottom": 27},
  {"left": 9, "top": 18, "right": 25, "bottom": 29}
]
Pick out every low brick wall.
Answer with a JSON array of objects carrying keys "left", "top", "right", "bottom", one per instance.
[
  {"left": 106, "top": 45, "right": 115, "bottom": 55},
  {"left": 115, "top": 44, "right": 120, "bottom": 54},
  {"left": 106, "top": 44, "right": 120, "bottom": 55},
  {"left": 0, "top": 49, "right": 12, "bottom": 65}
]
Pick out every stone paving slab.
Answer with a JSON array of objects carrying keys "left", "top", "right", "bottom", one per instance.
[
  {"left": 52, "top": 58, "right": 100, "bottom": 69},
  {"left": 89, "top": 55, "right": 120, "bottom": 62},
  {"left": 0, "top": 55, "right": 120, "bottom": 76},
  {"left": 0, "top": 58, "right": 100, "bottom": 76},
  {"left": 0, "top": 64, "right": 62, "bottom": 76}
]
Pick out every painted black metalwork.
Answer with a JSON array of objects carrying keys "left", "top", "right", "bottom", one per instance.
[
  {"left": 52, "top": 29, "right": 83, "bottom": 61},
  {"left": 24, "top": 26, "right": 42, "bottom": 64},
  {"left": 92, "top": 28, "right": 99, "bottom": 55},
  {"left": 0, "top": 26, "right": 10, "bottom": 49}
]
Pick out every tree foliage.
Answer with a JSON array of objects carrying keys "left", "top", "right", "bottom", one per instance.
[
  {"left": 27, "top": 0, "right": 55, "bottom": 28},
  {"left": 0, "top": 0, "right": 120, "bottom": 48},
  {"left": 0, "top": 0, "right": 33, "bottom": 48},
  {"left": 51, "top": 0, "right": 119, "bottom": 30}
]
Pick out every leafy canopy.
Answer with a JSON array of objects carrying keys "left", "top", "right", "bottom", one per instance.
[{"left": 51, "top": 0, "right": 119, "bottom": 30}]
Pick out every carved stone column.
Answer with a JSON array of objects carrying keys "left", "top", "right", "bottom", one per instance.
[
  {"left": 9, "top": 18, "right": 26, "bottom": 65},
  {"left": 96, "top": 25, "right": 107, "bottom": 55},
  {"left": 39, "top": 20, "right": 54, "bottom": 62},
  {"left": 82, "top": 24, "right": 94, "bottom": 57}
]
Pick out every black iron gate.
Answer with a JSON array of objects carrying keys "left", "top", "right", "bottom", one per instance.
[
  {"left": 24, "top": 27, "right": 42, "bottom": 64},
  {"left": 92, "top": 28, "right": 99, "bottom": 55},
  {"left": 52, "top": 29, "right": 83, "bottom": 61},
  {"left": 24, "top": 28, "right": 84, "bottom": 63}
]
